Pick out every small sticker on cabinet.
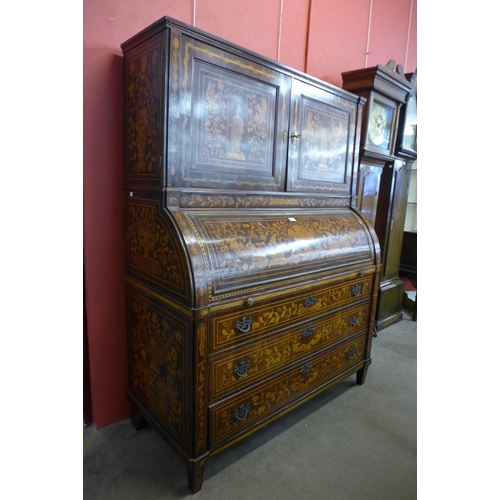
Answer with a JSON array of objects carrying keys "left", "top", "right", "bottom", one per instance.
[
  {"left": 288, "top": 217, "right": 296, "bottom": 222},
  {"left": 129, "top": 192, "right": 134, "bottom": 197}
]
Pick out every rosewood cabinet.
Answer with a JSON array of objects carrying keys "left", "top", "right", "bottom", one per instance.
[{"left": 122, "top": 17, "right": 380, "bottom": 493}]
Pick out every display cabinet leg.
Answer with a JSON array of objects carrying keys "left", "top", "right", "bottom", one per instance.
[{"left": 186, "top": 456, "right": 208, "bottom": 494}]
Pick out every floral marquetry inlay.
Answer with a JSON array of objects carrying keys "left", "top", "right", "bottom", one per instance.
[
  {"left": 127, "top": 289, "right": 188, "bottom": 445},
  {"left": 125, "top": 34, "right": 163, "bottom": 181},
  {"left": 211, "top": 303, "right": 369, "bottom": 399},
  {"left": 184, "top": 210, "right": 372, "bottom": 296},
  {"left": 300, "top": 101, "right": 349, "bottom": 182},
  {"left": 211, "top": 335, "right": 366, "bottom": 446},
  {"left": 199, "top": 72, "right": 272, "bottom": 167},
  {"left": 126, "top": 198, "right": 188, "bottom": 300}
]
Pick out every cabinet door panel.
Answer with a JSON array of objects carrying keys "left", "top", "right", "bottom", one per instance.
[
  {"left": 287, "top": 80, "right": 358, "bottom": 195},
  {"left": 168, "top": 31, "right": 291, "bottom": 191}
]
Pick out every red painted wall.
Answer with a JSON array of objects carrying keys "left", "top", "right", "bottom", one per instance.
[{"left": 83, "top": 0, "right": 417, "bottom": 429}]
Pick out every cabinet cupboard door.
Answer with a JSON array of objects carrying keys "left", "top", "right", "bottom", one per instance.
[
  {"left": 286, "top": 80, "right": 359, "bottom": 196},
  {"left": 168, "top": 31, "right": 291, "bottom": 192}
]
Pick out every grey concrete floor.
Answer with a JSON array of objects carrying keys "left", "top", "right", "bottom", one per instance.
[{"left": 84, "top": 310, "right": 417, "bottom": 499}]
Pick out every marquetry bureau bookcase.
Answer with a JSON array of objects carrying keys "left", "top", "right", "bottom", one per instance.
[{"left": 121, "top": 16, "right": 381, "bottom": 494}]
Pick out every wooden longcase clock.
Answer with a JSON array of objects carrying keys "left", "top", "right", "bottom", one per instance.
[{"left": 342, "top": 61, "right": 412, "bottom": 331}]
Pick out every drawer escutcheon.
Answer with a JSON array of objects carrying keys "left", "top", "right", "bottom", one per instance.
[
  {"left": 349, "top": 315, "right": 360, "bottom": 326},
  {"left": 351, "top": 284, "right": 362, "bottom": 296}
]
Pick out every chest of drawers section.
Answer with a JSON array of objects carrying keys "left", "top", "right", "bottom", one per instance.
[{"left": 206, "top": 271, "right": 375, "bottom": 449}]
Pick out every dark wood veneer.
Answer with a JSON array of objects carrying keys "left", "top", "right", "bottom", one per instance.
[{"left": 122, "top": 16, "right": 380, "bottom": 493}]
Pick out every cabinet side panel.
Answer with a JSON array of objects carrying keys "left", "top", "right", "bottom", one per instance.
[
  {"left": 123, "top": 31, "right": 166, "bottom": 187},
  {"left": 126, "top": 282, "right": 192, "bottom": 453},
  {"left": 124, "top": 194, "right": 192, "bottom": 305}
]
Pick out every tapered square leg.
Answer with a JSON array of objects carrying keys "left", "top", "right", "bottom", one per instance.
[
  {"left": 186, "top": 456, "right": 208, "bottom": 494},
  {"left": 356, "top": 365, "right": 369, "bottom": 385},
  {"left": 131, "top": 414, "right": 149, "bottom": 431}
]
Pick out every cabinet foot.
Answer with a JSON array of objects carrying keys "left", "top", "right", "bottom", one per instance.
[
  {"left": 186, "top": 455, "right": 208, "bottom": 494},
  {"left": 131, "top": 414, "right": 149, "bottom": 431},
  {"left": 356, "top": 364, "right": 369, "bottom": 385}
]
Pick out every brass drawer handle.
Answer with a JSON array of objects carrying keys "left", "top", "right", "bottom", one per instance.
[
  {"left": 346, "top": 347, "right": 356, "bottom": 360},
  {"left": 299, "top": 362, "right": 313, "bottom": 375},
  {"left": 235, "top": 316, "right": 253, "bottom": 333},
  {"left": 233, "top": 403, "right": 250, "bottom": 422},
  {"left": 304, "top": 295, "right": 317, "bottom": 307},
  {"left": 233, "top": 361, "right": 251, "bottom": 379},
  {"left": 302, "top": 325, "right": 315, "bottom": 338},
  {"left": 351, "top": 284, "right": 362, "bottom": 296},
  {"left": 349, "top": 315, "right": 360, "bottom": 326}
]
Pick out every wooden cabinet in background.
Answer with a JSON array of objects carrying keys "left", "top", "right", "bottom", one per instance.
[{"left": 122, "top": 17, "right": 380, "bottom": 493}]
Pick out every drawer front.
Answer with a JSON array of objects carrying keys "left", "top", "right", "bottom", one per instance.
[
  {"left": 209, "top": 301, "right": 370, "bottom": 400},
  {"left": 209, "top": 334, "right": 366, "bottom": 448},
  {"left": 210, "top": 276, "right": 372, "bottom": 353}
]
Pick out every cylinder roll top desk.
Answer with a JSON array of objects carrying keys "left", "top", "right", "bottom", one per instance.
[{"left": 121, "top": 16, "right": 381, "bottom": 493}]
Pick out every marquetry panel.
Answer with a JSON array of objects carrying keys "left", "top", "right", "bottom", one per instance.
[
  {"left": 167, "top": 32, "right": 291, "bottom": 192},
  {"left": 209, "top": 334, "right": 366, "bottom": 447},
  {"left": 194, "top": 321, "right": 208, "bottom": 455},
  {"left": 183, "top": 209, "right": 373, "bottom": 299},
  {"left": 287, "top": 79, "right": 359, "bottom": 195},
  {"left": 124, "top": 196, "right": 191, "bottom": 303},
  {"left": 124, "top": 32, "right": 164, "bottom": 185},
  {"left": 176, "top": 192, "right": 349, "bottom": 209},
  {"left": 126, "top": 283, "right": 190, "bottom": 449},
  {"left": 209, "top": 301, "right": 370, "bottom": 400}
]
